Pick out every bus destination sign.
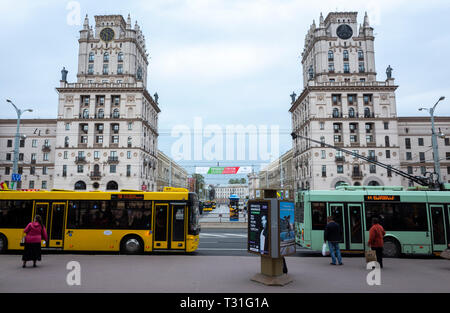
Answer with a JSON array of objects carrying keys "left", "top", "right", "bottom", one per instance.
[
  {"left": 364, "top": 195, "right": 400, "bottom": 202},
  {"left": 111, "top": 194, "right": 144, "bottom": 200}
]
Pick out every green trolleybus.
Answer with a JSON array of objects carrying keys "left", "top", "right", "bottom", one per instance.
[{"left": 295, "top": 186, "right": 450, "bottom": 257}]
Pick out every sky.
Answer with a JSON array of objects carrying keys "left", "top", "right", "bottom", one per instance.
[{"left": 1, "top": 0, "right": 450, "bottom": 185}]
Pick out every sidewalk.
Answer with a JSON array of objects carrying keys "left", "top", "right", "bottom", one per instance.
[{"left": 1, "top": 253, "right": 449, "bottom": 292}]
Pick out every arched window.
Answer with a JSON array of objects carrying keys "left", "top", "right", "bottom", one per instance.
[
  {"left": 335, "top": 181, "right": 347, "bottom": 189},
  {"left": 368, "top": 181, "right": 380, "bottom": 186},
  {"left": 93, "top": 164, "right": 100, "bottom": 174},
  {"left": 328, "top": 50, "right": 334, "bottom": 61},
  {"left": 349, "top": 107, "right": 355, "bottom": 118},
  {"left": 332, "top": 108, "right": 340, "bottom": 118},
  {"left": 364, "top": 107, "right": 371, "bottom": 118},
  {"left": 98, "top": 109, "right": 104, "bottom": 119},
  {"left": 89, "top": 52, "right": 95, "bottom": 62},
  {"left": 74, "top": 181, "right": 87, "bottom": 190},
  {"left": 106, "top": 181, "right": 118, "bottom": 190},
  {"left": 343, "top": 50, "right": 349, "bottom": 60},
  {"left": 103, "top": 52, "right": 109, "bottom": 62},
  {"left": 118, "top": 52, "right": 123, "bottom": 62},
  {"left": 112, "top": 109, "right": 120, "bottom": 118},
  {"left": 83, "top": 109, "right": 89, "bottom": 119}
]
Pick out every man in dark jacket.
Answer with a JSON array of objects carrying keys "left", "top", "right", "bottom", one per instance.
[{"left": 324, "top": 216, "right": 343, "bottom": 265}]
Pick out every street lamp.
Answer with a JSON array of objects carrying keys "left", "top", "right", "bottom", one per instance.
[
  {"left": 6, "top": 99, "right": 33, "bottom": 190},
  {"left": 418, "top": 96, "right": 445, "bottom": 189}
]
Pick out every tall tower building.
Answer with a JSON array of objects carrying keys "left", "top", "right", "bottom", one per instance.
[
  {"left": 290, "top": 12, "right": 401, "bottom": 190},
  {"left": 54, "top": 14, "right": 160, "bottom": 191}
]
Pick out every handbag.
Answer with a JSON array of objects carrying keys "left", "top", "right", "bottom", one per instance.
[
  {"left": 365, "top": 249, "right": 377, "bottom": 263},
  {"left": 322, "top": 243, "right": 329, "bottom": 256},
  {"left": 20, "top": 235, "right": 26, "bottom": 247},
  {"left": 440, "top": 249, "right": 450, "bottom": 260}
]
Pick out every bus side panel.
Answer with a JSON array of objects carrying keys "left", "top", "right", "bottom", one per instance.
[
  {"left": 1, "top": 229, "right": 24, "bottom": 250},
  {"left": 64, "top": 230, "right": 151, "bottom": 252}
]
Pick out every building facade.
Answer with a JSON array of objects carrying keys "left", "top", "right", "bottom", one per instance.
[
  {"left": 290, "top": 12, "right": 402, "bottom": 190},
  {"left": 214, "top": 184, "right": 249, "bottom": 204},
  {"left": 54, "top": 14, "right": 160, "bottom": 191},
  {"left": 398, "top": 117, "right": 450, "bottom": 187},
  {"left": 258, "top": 149, "right": 294, "bottom": 190},
  {"left": 0, "top": 119, "right": 56, "bottom": 190},
  {"left": 157, "top": 150, "right": 188, "bottom": 191}
]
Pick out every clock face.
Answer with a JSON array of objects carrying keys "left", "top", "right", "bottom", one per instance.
[
  {"left": 336, "top": 24, "right": 353, "bottom": 40},
  {"left": 100, "top": 28, "right": 115, "bottom": 42}
]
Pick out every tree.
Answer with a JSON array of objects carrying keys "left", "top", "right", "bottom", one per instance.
[
  {"left": 240, "top": 178, "right": 246, "bottom": 184},
  {"left": 192, "top": 174, "right": 205, "bottom": 196}
]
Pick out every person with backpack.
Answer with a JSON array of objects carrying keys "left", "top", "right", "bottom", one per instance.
[{"left": 22, "top": 215, "right": 48, "bottom": 268}]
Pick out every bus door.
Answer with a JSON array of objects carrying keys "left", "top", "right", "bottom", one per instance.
[
  {"left": 347, "top": 204, "right": 364, "bottom": 250},
  {"left": 153, "top": 203, "right": 169, "bottom": 249},
  {"left": 429, "top": 205, "right": 447, "bottom": 252},
  {"left": 48, "top": 203, "right": 66, "bottom": 248},
  {"left": 171, "top": 203, "right": 187, "bottom": 250},
  {"left": 329, "top": 203, "right": 345, "bottom": 249},
  {"left": 34, "top": 202, "right": 50, "bottom": 247}
]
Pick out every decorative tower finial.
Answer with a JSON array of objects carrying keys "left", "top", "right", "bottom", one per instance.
[
  {"left": 127, "top": 14, "right": 131, "bottom": 28},
  {"left": 83, "top": 14, "right": 89, "bottom": 30},
  {"left": 319, "top": 13, "right": 324, "bottom": 28},
  {"left": 364, "top": 11, "right": 370, "bottom": 27}
]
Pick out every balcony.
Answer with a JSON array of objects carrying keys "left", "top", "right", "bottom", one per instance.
[
  {"left": 89, "top": 171, "right": 102, "bottom": 180},
  {"left": 335, "top": 156, "right": 345, "bottom": 163},
  {"left": 42, "top": 145, "right": 51, "bottom": 152},
  {"left": 368, "top": 155, "right": 378, "bottom": 162},
  {"left": 352, "top": 171, "right": 363, "bottom": 180},
  {"left": 107, "top": 156, "right": 119, "bottom": 164},
  {"left": 367, "top": 142, "right": 377, "bottom": 148},
  {"left": 75, "top": 156, "right": 87, "bottom": 164}
]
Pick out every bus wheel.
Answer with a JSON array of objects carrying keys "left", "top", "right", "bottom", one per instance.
[
  {"left": 383, "top": 238, "right": 400, "bottom": 258},
  {"left": 0, "top": 234, "right": 7, "bottom": 253},
  {"left": 120, "top": 235, "right": 143, "bottom": 254}
]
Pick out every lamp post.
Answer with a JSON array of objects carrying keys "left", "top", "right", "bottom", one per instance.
[
  {"left": 419, "top": 96, "right": 445, "bottom": 189},
  {"left": 6, "top": 99, "right": 33, "bottom": 190}
]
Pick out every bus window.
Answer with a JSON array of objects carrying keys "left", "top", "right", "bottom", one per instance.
[
  {"left": 329, "top": 204, "right": 344, "bottom": 243},
  {"left": 430, "top": 206, "right": 446, "bottom": 245},
  {"left": 365, "top": 202, "right": 428, "bottom": 231},
  {"left": 349, "top": 206, "right": 362, "bottom": 244},
  {"left": 0, "top": 200, "right": 33, "bottom": 228},
  {"left": 188, "top": 193, "right": 200, "bottom": 236},
  {"left": 155, "top": 204, "right": 168, "bottom": 241},
  {"left": 311, "top": 202, "right": 327, "bottom": 230},
  {"left": 295, "top": 200, "right": 304, "bottom": 224},
  {"left": 172, "top": 204, "right": 186, "bottom": 242}
]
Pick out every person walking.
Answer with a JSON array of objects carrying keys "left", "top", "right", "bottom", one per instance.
[
  {"left": 22, "top": 215, "right": 48, "bottom": 268},
  {"left": 324, "top": 216, "right": 343, "bottom": 265},
  {"left": 368, "top": 217, "right": 386, "bottom": 268}
]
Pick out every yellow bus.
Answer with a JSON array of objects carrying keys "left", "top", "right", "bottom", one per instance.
[
  {"left": 203, "top": 201, "right": 213, "bottom": 212},
  {"left": 0, "top": 187, "right": 200, "bottom": 254}
]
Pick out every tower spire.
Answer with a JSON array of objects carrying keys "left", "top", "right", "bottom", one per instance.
[
  {"left": 364, "top": 11, "right": 370, "bottom": 27},
  {"left": 83, "top": 14, "right": 89, "bottom": 30}
]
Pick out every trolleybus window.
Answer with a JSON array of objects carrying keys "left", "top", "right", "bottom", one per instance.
[
  {"left": 0, "top": 200, "right": 33, "bottom": 228},
  {"left": 311, "top": 202, "right": 326, "bottom": 230},
  {"left": 365, "top": 202, "right": 427, "bottom": 231},
  {"left": 295, "top": 200, "right": 304, "bottom": 223}
]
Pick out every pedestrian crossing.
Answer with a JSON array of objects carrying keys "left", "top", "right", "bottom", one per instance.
[{"left": 200, "top": 232, "right": 247, "bottom": 238}]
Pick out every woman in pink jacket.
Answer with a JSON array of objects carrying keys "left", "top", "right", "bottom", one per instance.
[{"left": 22, "top": 215, "right": 48, "bottom": 268}]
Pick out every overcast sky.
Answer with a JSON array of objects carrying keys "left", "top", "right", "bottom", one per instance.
[{"left": 1, "top": 0, "right": 449, "bottom": 184}]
